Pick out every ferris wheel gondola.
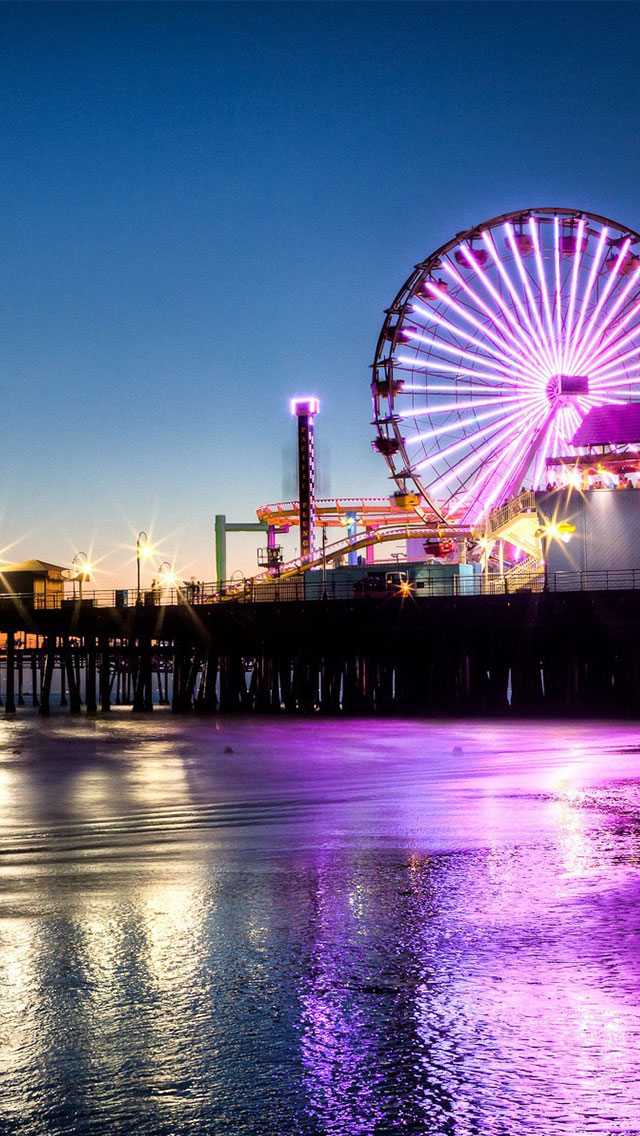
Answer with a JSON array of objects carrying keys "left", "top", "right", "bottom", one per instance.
[{"left": 371, "top": 208, "right": 640, "bottom": 524}]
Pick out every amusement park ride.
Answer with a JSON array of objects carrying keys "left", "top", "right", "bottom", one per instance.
[{"left": 221, "top": 208, "right": 640, "bottom": 590}]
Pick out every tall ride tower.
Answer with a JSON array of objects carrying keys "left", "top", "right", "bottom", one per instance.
[{"left": 291, "top": 397, "right": 320, "bottom": 559}]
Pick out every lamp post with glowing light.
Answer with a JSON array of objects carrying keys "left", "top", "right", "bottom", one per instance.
[
  {"left": 157, "top": 561, "right": 177, "bottom": 602},
  {"left": 136, "top": 532, "right": 151, "bottom": 603},
  {"left": 71, "top": 551, "right": 91, "bottom": 603}
]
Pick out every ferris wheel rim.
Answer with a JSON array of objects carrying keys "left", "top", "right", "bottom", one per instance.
[{"left": 371, "top": 207, "right": 640, "bottom": 525}]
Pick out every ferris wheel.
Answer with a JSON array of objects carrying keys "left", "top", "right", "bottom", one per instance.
[{"left": 371, "top": 208, "right": 640, "bottom": 524}]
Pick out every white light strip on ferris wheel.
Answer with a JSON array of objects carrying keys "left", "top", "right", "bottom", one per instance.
[
  {"left": 560, "top": 218, "right": 587, "bottom": 372},
  {"left": 575, "top": 286, "right": 640, "bottom": 378},
  {"left": 456, "top": 426, "right": 531, "bottom": 514},
  {"left": 482, "top": 227, "right": 554, "bottom": 375},
  {"left": 399, "top": 393, "right": 524, "bottom": 418},
  {"left": 424, "top": 275, "right": 551, "bottom": 383},
  {"left": 398, "top": 382, "right": 516, "bottom": 394},
  {"left": 394, "top": 354, "right": 527, "bottom": 386},
  {"left": 589, "top": 344, "right": 640, "bottom": 376},
  {"left": 428, "top": 400, "right": 549, "bottom": 498},
  {"left": 455, "top": 399, "right": 551, "bottom": 509},
  {"left": 419, "top": 283, "right": 549, "bottom": 383},
  {"left": 504, "top": 221, "right": 558, "bottom": 374},
  {"left": 572, "top": 262, "right": 640, "bottom": 371},
  {"left": 563, "top": 224, "right": 609, "bottom": 374},
  {"left": 411, "top": 397, "right": 541, "bottom": 475},
  {"left": 529, "top": 216, "right": 561, "bottom": 374},
  {"left": 553, "top": 216, "right": 563, "bottom": 352},
  {"left": 410, "top": 298, "right": 548, "bottom": 384},
  {"left": 454, "top": 238, "right": 544, "bottom": 361},
  {"left": 399, "top": 325, "right": 526, "bottom": 382},
  {"left": 590, "top": 355, "right": 640, "bottom": 383},
  {"left": 406, "top": 403, "right": 518, "bottom": 445},
  {"left": 568, "top": 237, "right": 632, "bottom": 370},
  {"left": 442, "top": 256, "right": 540, "bottom": 365}
]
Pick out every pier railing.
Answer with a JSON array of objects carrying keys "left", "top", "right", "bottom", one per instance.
[{"left": 4, "top": 568, "right": 640, "bottom": 610}]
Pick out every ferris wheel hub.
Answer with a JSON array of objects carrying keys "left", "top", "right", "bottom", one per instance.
[{"left": 545, "top": 374, "right": 591, "bottom": 402}]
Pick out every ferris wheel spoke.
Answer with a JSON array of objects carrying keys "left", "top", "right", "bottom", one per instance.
[
  {"left": 590, "top": 352, "right": 640, "bottom": 383},
  {"left": 483, "top": 228, "right": 554, "bottom": 373},
  {"left": 406, "top": 403, "right": 515, "bottom": 446},
  {"left": 411, "top": 302, "right": 545, "bottom": 390},
  {"left": 418, "top": 402, "right": 543, "bottom": 481},
  {"left": 529, "top": 217, "right": 561, "bottom": 373},
  {"left": 452, "top": 239, "right": 542, "bottom": 361},
  {"left": 570, "top": 241, "right": 636, "bottom": 370},
  {"left": 402, "top": 313, "right": 538, "bottom": 385},
  {"left": 456, "top": 427, "right": 536, "bottom": 515},
  {"left": 399, "top": 392, "right": 526, "bottom": 421},
  {"left": 398, "top": 382, "right": 518, "bottom": 395},
  {"left": 580, "top": 291, "right": 640, "bottom": 376},
  {"left": 395, "top": 355, "right": 523, "bottom": 387},
  {"left": 563, "top": 226, "right": 609, "bottom": 373},
  {"left": 504, "top": 222, "right": 557, "bottom": 373},
  {"left": 420, "top": 279, "right": 547, "bottom": 380},
  {"left": 400, "top": 323, "right": 514, "bottom": 374},
  {"left": 558, "top": 218, "right": 587, "bottom": 371},
  {"left": 442, "top": 257, "right": 540, "bottom": 362}
]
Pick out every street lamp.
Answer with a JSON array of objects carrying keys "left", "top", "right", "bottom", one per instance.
[
  {"left": 71, "top": 551, "right": 91, "bottom": 603},
  {"left": 136, "top": 531, "right": 152, "bottom": 602},
  {"left": 158, "top": 561, "right": 177, "bottom": 591}
]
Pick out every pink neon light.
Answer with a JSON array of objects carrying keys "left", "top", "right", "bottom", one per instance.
[
  {"left": 291, "top": 397, "right": 320, "bottom": 416},
  {"left": 400, "top": 322, "right": 528, "bottom": 384}
]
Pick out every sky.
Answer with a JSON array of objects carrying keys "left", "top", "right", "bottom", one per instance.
[{"left": 2, "top": 0, "right": 640, "bottom": 585}]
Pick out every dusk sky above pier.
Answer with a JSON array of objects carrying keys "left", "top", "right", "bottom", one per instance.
[{"left": 2, "top": 1, "right": 640, "bottom": 584}]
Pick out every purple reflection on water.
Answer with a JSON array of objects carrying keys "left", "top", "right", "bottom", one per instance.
[{"left": 0, "top": 716, "right": 639, "bottom": 1134}]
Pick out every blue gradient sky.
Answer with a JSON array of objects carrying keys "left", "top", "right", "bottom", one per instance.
[{"left": 2, "top": 1, "right": 640, "bottom": 583}]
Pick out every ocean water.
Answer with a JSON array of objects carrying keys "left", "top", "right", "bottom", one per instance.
[{"left": 0, "top": 714, "right": 639, "bottom": 1135}]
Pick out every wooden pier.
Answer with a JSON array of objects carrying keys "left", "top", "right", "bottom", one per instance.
[{"left": 1, "top": 586, "right": 640, "bottom": 716}]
